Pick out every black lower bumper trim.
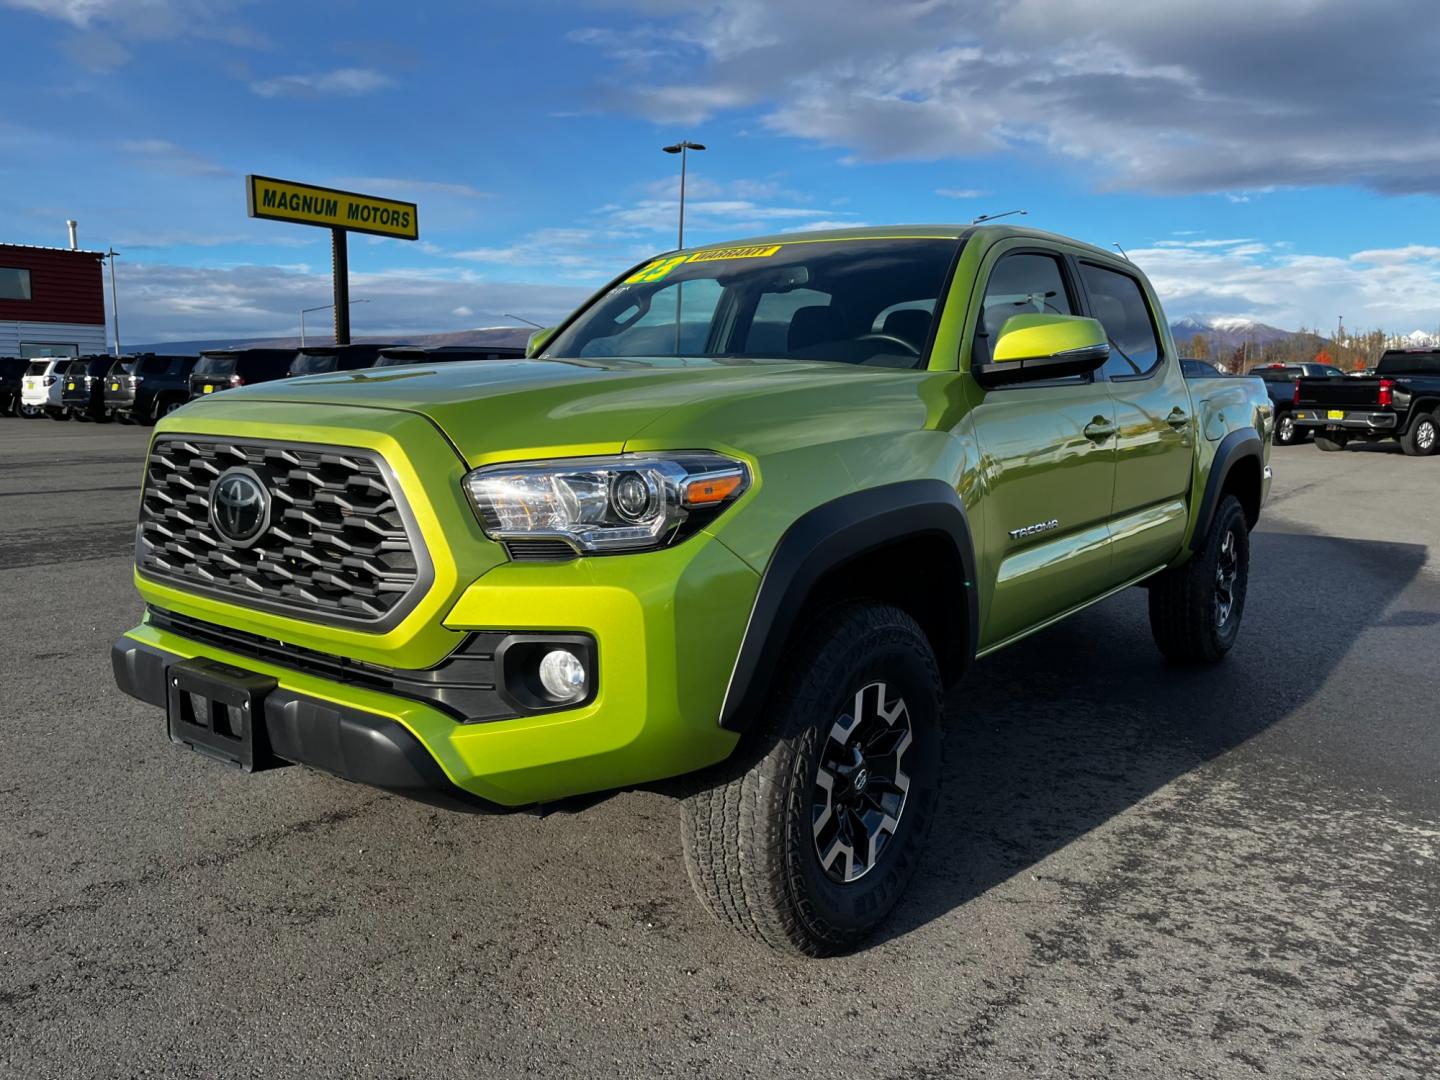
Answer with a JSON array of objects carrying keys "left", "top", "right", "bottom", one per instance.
[{"left": 113, "top": 637, "right": 506, "bottom": 813}]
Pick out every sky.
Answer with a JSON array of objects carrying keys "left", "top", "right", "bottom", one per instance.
[{"left": 2, "top": 0, "right": 1439, "bottom": 344}]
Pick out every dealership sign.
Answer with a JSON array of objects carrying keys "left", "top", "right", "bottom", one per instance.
[
  {"left": 245, "top": 174, "right": 421, "bottom": 343},
  {"left": 246, "top": 175, "right": 418, "bottom": 241}
]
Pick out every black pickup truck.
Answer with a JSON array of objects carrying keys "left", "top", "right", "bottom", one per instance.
[
  {"left": 1254, "top": 362, "right": 1346, "bottom": 445},
  {"left": 1294, "top": 350, "right": 1440, "bottom": 455}
]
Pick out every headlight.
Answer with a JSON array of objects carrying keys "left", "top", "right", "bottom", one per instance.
[{"left": 463, "top": 452, "right": 749, "bottom": 555}]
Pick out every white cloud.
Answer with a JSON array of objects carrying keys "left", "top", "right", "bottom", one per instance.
[
  {"left": 571, "top": 0, "right": 1440, "bottom": 195},
  {"left": 936, "top": 188, "right": 989, "bottom": 199},
  {"left": 3, "top": 0, "right": 265, "bottom": 69},
  {"left": 1130, "top": 241, "right": 1440, "bottom": 332},
  {"left": 335, "top": 177, "right": 493, "bottom": 200},
  {"left": 119, "top": 138, "right": 228, "bottom": 177},
  {"left": 250, "top": 67, "right": 394, "bottom": 99},
  {"left": 110, "top": 261, "right": 590, "bottom": 343}
]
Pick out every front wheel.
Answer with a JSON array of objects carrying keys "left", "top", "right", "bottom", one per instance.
[
  {"left": 1148, "top": 495, "right": 1250, "bottom": 663},
  {"left": 1400, "top": 412, "right": 1439, "bottom": 457},
  {"left": 681, "top": 602, "right": 942, "bottom": 955}
]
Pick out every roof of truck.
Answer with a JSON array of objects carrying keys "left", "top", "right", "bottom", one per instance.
[{"left": 672, "top": 223, "right": 1119, "bottom": 262}]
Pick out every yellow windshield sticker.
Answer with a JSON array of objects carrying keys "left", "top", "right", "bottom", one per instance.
[
  {"left": 685, "top": 244, "right": 782, "bottom": 262},
  {"left": 623, "top": 244, "right": 784, "bottom": 284},
  {"left": 625, "top": 255, "right": 690, "bottom": 283}
]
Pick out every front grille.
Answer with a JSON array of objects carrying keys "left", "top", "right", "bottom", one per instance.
[{"left": 138, "top": 436, "right": 429, "bottom": 627}]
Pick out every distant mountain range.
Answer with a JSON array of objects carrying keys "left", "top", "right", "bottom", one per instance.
[
  {"left": 128, "top": 326, "right": 534, "bottom": 355},
  {"left": 1169, "top": 314, "right": 1439, "bottom": 355}
]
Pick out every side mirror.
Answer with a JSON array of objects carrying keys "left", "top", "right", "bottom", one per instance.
[
  {"left": 525, "top": 327, "right": 557, "bottom": 358},
  {"left": 972, "top": 314, "right": 1110, "bottom": 388}
]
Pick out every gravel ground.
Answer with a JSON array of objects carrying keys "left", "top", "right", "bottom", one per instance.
[{"left": 1, "top": 420, "right": 1436, "bottom": 1079}]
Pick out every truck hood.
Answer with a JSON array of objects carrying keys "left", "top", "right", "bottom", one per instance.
[{"left": 204, "top": 356, "right": 896, "bottom": 465}]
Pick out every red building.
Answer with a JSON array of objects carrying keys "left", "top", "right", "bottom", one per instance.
[{"left": 0, "top": 243, "right": 108, "bottom": 358}]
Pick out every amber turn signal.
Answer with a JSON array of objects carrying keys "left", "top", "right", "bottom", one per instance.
[{"left": 682, "top": 472, "right": 744, "bottom": 507}]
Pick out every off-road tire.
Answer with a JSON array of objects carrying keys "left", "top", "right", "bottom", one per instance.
[
  {"left": 1400, "top": 411, "right": 1439, "bottom": 457},
  {"left": 681, "top": 602, "right": 942, "bottom": 956},
  {"left": 1148, "top": 495, "right": 1250, "bottom": 664},
  {"left": 1313, "top": 432, "right": 1348, "bottom": 452}
]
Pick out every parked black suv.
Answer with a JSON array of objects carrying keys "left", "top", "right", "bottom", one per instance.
[
  {"left": 104, "top": 354, "right": 199, "bottom": 424},
  {"left": 373, "top": 344, "right": 526, "bottom": 367},
  {"left": 188, "top": 348, "right": 295, "bottom": 401},
  {"left": 60, "top": 355, "right": 123, "bottom": 421},
  {"left": 0, "top": 357, "right": 27, "bottom": 416},
  {"left": 287, "top": 343, "right": 396, "bottom": 378}
]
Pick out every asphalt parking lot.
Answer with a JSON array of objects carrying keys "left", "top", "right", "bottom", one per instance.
[{"left": 2, "top": 420, "right": 1437, "bottom": 1079}]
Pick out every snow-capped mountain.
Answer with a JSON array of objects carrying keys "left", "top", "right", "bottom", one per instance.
[
  {"left": 1401, "top": 329, "right": 1439, "bottom": 348},
  {"left": 1169, "top": 314, "right": 1294, "bottom": 351}
]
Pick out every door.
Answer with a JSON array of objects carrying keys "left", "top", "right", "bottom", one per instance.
[
  {"left": 966, "top": 249, "right": 1119, "bottom": 649},
  {"left": 1079, "top": 261, "right": 1195, "bottom": 581}
]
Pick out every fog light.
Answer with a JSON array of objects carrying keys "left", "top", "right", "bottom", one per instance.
[{"left": 538, "top": 649, "right": 587, "bottom": 701}]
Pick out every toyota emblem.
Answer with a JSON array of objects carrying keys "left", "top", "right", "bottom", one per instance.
[{"left": 209, "top": 467, "right": 271, "bottom": 547}]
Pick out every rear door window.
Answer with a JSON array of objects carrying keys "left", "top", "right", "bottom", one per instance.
[
  {"left": 291, "top": 353, "right": 339, "bottom": 374},
  {"left": 1079, "top": 262, "right": 1163, "bottom": 379},
  {"left": 194, "top": 355, "right": 237, "bottom": 376}
]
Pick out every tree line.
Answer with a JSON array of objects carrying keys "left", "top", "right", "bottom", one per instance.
[{"left": 1184, "top": 327, "right": 1440, "bottom": 373}]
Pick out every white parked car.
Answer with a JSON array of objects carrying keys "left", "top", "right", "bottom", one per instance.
[{"left": 19, "top": 358, "right": 76, "bottom": 420}]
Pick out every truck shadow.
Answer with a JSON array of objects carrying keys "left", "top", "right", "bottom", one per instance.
[{"left": 874, "top": 529, "right": 1427, "bottom": 947}]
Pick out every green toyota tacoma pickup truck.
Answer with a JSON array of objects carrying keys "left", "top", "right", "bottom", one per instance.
[{"left": 113, "top": 225, "right": 1273, "bottom": 954}]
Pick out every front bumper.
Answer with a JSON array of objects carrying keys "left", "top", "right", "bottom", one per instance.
[
  {"left": 112, "top": 636, "right": 503, "bottom": 812},
  {"left": 115, "top": 532, "right": 758, "bottom": 808},
  {"left": 1293, "top": 409, "right": 1396, "bottom": 431}
]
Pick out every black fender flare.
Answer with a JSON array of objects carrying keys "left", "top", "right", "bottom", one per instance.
[
  {"left": 1191, "top": 426, "right": 1262, "bottom": 549},
  {"left": 718, "top": 479, "right": 979, "bottom": 732}
]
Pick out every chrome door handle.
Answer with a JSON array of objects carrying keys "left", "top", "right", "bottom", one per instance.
[
  {"left": 1083, "top": 418, "right": 1117, "bottom": 442},
  {"left": 1166, "top": 407, "right": 1191, "bottom": 428}
]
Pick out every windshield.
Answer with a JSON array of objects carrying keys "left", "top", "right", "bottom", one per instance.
[
  {"left": 194, "top": 355, "right": 237, "bottom": 376},
  {"left": 290, "top": 353, "right": 339, "bottom": 374},
  {"left": 545, "top": 238, "right": 961, "bottom": 369}
]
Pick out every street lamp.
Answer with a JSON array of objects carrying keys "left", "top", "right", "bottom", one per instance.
[
  {"left": 106, "top": 248, "right": 122, "bottom": 357},
  {"left": 662, "top": 140, "right": 706, "bottom": 354},
  {"left": 662, "top": 140, "right": 706, "bottom": 250},
  {"left": 301, "top": 299, "right": 369, "bottom": 347}
]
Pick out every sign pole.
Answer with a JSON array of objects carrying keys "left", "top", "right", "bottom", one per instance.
[{"left": 332, "top": 227, "right": 350, "bottom": 346}]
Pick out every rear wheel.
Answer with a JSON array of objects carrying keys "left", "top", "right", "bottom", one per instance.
[
  {"left": 155, "top": 396, "right": 185, "bottom": 421},
  {"left": 681, "top": 602, "right": 942, "bottom": 955},
  {"left": 1400, "top": 411, "right": 1439, "bottom": 457},
  {"left": 1274, "top": 412, "right": 1302, "bottom": 446},
  {"left": 1314, "top": 430, "right": 1349, "bottom": 452},
  {"left": 18, "top": 401, "right": 41, "bottom": 419},
  {"left": 1148, "top": 495, "right": 1250, "bottom": 664}
]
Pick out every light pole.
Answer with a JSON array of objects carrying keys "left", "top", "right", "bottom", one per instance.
[
  {"left": 106, "top": 248, "right": 122, "bottom": 357},
  {"left": 301, "top": 299, "right": 369, "bottom": 347},
  {"left": 662, "top": 140, "right": 706, "bottom": 250},
  {"left": 662, "top": 140, "right": 706, "bottom": 353}
]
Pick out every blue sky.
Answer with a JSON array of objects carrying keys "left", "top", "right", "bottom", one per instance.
[{"left": 3, "top": 0, "right": 1438, "bottom": 342}]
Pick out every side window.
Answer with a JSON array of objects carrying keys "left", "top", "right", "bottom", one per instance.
[
  {"left": 1080, "top": 262, "right": 1163, "bottom": 379},
  {"left": 976, "top": 252, "right": 1075, "bottom": 366}
]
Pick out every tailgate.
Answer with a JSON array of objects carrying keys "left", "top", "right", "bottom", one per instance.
[{"left": 1296, "top": 377, "right": 1380, "bottom": 407}]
